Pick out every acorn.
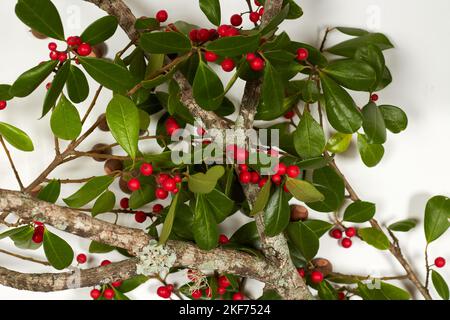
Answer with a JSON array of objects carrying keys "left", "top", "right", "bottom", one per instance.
[
  {"left": 30, "top": 184, "right": 43, "bottom": 198},
  {"left": 104, "top": 159, "right": 124, "bottom": 175},
  {"left": 98, "top": 114, "right": 109, "bottom": 132},
  {"left": 30, "top": 29, "right": 47, "bottom": 39},
  {"left": 90, "top": 143, "right": 112, "bottom": 162},
  {"left": 311, "top": 258, "right": 333, "bottom": 277},
  {"left": 92, "top": 42, "right": 108, "bottom": 58},
  {"left": 119, "top": 176, "right": 132, "bottom": 194},
  {"left": 290, "top": 204, "right": 309, "bottom": 222}
]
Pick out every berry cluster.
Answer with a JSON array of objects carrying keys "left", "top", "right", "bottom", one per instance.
[
  {"left": 330, "top": 227, "right": 357, "bottom": 248},
  {"left": 119, "top": 195, "right": 164, "bottom": 223},
  {"left": 156, "top": 284, "right": 175, "bottom": 299},
  {"left": 186, "top": 273, "right": 245, "bottom": 300},
  {"left": 246, "top": 53, "right": 265, "bottom": 72},
  {"left": 189, "top": 28, "right": 219, "bottom": 43},
  {"left": 48, "top": 36, "right": 92, "bottom": 63},
  {"left": 31, "top": 222, "right": 45, "bottom": 243}
]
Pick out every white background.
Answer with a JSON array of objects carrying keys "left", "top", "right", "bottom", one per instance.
[{"left": 0, "top": 0, "right": 449, "bottom": 300}]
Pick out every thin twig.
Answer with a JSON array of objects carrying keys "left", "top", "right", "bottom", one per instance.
[
  {"left": 0, "top": 248, "right": 50, "bottom": 266},
  {"left": 81, "top": 85, "right": 103, "bottom": 125}
]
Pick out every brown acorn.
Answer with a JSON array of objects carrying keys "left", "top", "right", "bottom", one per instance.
[
  {"left": 119, "top": 176, "right": 132, "bottom": 194},
  {"left": 98, "top": 114, "right": 109, "bottom": 132},
  {"left": 104, "top": 159, "right": 124, "bottom": 175},
  {"left": 290, "top": 204, "right": 309, "bottom": 221},
  {"left": 92, "top": 42, "right": 108, "bottom": 58},
  {"left": 90, "top": 143, "right": 112, "bottom": 162},
  {"left": 30, "top": 29, "right": 47, "bottom": 39},
  {"left": 311, "top": 258, "right": 333, "bottom": 277},
  {"left": 30, "top": 184, "right": 43, "bottom": 198}
]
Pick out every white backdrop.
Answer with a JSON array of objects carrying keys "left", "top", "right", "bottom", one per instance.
[{"left": 0, "top": 0, "right": 449, "bottom": 300}]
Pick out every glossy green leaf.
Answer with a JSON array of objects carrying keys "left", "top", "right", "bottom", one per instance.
[
  {"left": 63, "top": 175, "right": 114, "bottom": 208},
  {"left": 0, "top": 225, "right": 30, "bottom": 240},
  {"left": 50, "top": 95, "right": 82, "bottom": 140},
  {"left": 264, "top": 186, "right": 290, "bottom": 236},
  {"left": 250, "top": 179, "right": 272, "bottom": 216},
  {"left": 343, "top": 201, "right": 376, "bottom": 223},
  {"left": 0, "top": 84, "right": 13, "bottom": 101},
  {"left": 204, "top": 189, "right": 234, "bottom": 223},
  {"left": 188, "top": 166, "right": 225, "bottom": 194},
  {"left": 135, "top": 17, "right": 159, "bottom": 31},
  {"left": 159, "top": 193, "right": 179, "bottom": 245},
  {"left": 261, "top": 62, "right": 284, "bottom": 116},
  {"left": 129, "top": 184, "right": 156, "bottom": 210},
  {"left": 106, "top": 95, "right": 140, "bottom": 159},
  {"left": 362, "top": 102, "right": 386, "bottom": 144},
  {"left": 286, "top": 0, "right": 303, "bottom": 19},
  {"left": 287, "top": 221, "right": 319, "bottom": 261},
  {"left": 0, "top": 122, "right": 34, "bottom": 152},
  {"left": 193, "top": 60, "right": 224, "bottom": 111},
  {"left": 336, "top": 27, "right": 369, "bottom": 37},
  {"left": 81, "top": 16, "right": 118, "bottom": 45},
  {"left": 92, "top": 190, "right": 115, "bottom": 216},
  {"left": 424, "top": 195, "right": 450, "bottom": 243},
  {"left": 355, "top": 45, "right": 385, "bottom": 90},
  {"left": 193, "top": 194, "right": 219, "bottom": 250},
  {"left": 318, "top": 281, "right": 339, "bottom": 300},
  {"left": 15, "top": 0, "right": 65, "bottom": 40},
  {"left": 10, "top": 60, "right": 57, "bottom": 97},
  {"left": 230, "top": 222, "right": 259, "bottom": 247},
  {"left": 118, "top": 275, "right": 149, "bottom": 293},
  {"left": 358, "top": 227, "right": 390, "bottom": 250},
  {"left": 294, "top": 111, "right": 326, "bottom": 159},
  {"left": 432, "top": 270, "right": 449, "bottom": 300},
  {"left": 379, "top": 105, "right": 408, "bottom": 134},
  {"left": 140, "top": 32, "right": 191, "bottom": 54},
  {"left": 357, "top": 133, "right": 384, "bottom": 167},
  {"left": 66, "top": 65, "right": 89, "bottom": 103},
  {"left": 357, "top": 281, "right": 410, "bottom": 300},
  {"left": 320, "top": 73, "right": 362, "bottom": 133},
  {"left": 303, "top": 219, "right": 333, "bottom": 238},
  {"left": 199, "top": 0, "right": 221, "bottom": 26},
  {"left": 326, "top": 132, "right": 352, "bottom": 154},
  {"left": 37, "top": 179, "right": 60, "bottom": 203},
  {"left": 302, "top": 80, "right": 320, "bottom": 103},
  {"left": 258, "top": 290, "right": 283, "bottom": 300},
  {"left": 43, "top": 230, "right": 74, "bottom": 270},
  {"left": 286, "top": 177, "right": 325, "bottom": 203},
  {"left": 206, "top": 34, "right": 260, "bottom": 57},
  {"left": 327, "top": 33, "right": 394, "bottom": 58},
  {"left": 388, "top": 219, "right": 417, "bottom": 232},
  {"left": 10, "top": 225, "right": 42, "bottom": 250},
  {"left": 307, "top": 166, "right": 345, "bottom": 212},
  {"left": 89, "top": 240, "right": 114, "bottom": 253},
  {"left": 42, "top": 61, "right": 71, "bottom": 117},
  {"left": 323, "top": 59, "right": 377, "bottom": 92}
]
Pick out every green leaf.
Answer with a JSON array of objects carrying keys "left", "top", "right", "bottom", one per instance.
[
  {"left": 302, "top": 80, "right": 320, "bottom": 103},
  {"left": 318, "top": 281, "right": 339, "bottom": 300},
  {"left": 320, "top": 73, "right": 362, "bottom": 134},
  {"left": 362, "top": 102, "right": 386, "bottom": 144},
  {"left": 106, "top": 95, "right": 140, "bottom": 159},
  {"left": 303, "top": 219, "right": 333, "bottom": 238},
  {"left": 159, "top": 193, "right": 179, "bottom": 245},
  {"left": 206, "top": 34, "right": 260, "bottom": 57},
  {"left": 336, "top": 27, "right": 369, "bottom": 37},
  {"left": 37, "top": 179, "right": 60, "bottom": 203},
  {"left": 432, "top": 270, "right": 449, "bottom": 300},
  {"left": 323, "top": 59, "right": 377, "bottom": 92},
  {"left": 287, "top": 221, "right": 319, "bottom": 261},
  {"left": 89, "top": 240, "right": 114, "bottom": 253},
  {"left": 92, "top": 190, "right": 115, "bottom": 216},
  {"left": 118, "top": 275, "right": 149, "bottom": 293},
  {"left": 129, "top": 184, "right": 156, "bottom": 209},
  {"left": 261, "top": 61, "right": 284, "bottom": 116},
  {"left": 358, "top": 227, "right": 390, "bottom": 250},
  {"left": 343, "top": 201, "right": 376, "bottom": 223},
  {"left": 81, "top": 16, "right": 118, "bottom": 45},
  {"left": 357, "top": 281, "right": 410, "bottom": 300},
  {"left": 66, "top": 65, "right": 89, "bottom": 103},
  {"left": 286, "top": 177, "right": 325, "bottom": 203},
  {"left": 10, "top": 225, "right": 42, "bottom": 250},
  {"left": 388, "top": 219, "right": 417, "bottom": 232},
  {"left": 0, "top": 226, "right": 30, "bottom": 240},
  {"left": 355, "top": 45, "right": 385, "bottom": 90},
  {"left": 0, "top": 122, "right": 34, "bottom": 152},
  {"left": 78, "top": 57, "right": 135, "bottom": 93},
  {"left": 307, "top": 166, "right": 345, "bottom": 213},
  {"left": 258, "top": 289, "right": 283, "bottom": 300},
  {"left": 193, "top": 60, "right": 224, "bottom": 111},
  {"left": 327, "top": 33, "right": 394, "bottom": 58},
  {"left": 0, "top": 84, "right": 13, "bottom": 101},
  {"left": 250, "top": 179, "right": 272, "bottom": 216},
  {"left": 135, "top": 17, "right": 159, "bottom": 31},
  {"left": 286, "top": 0, "right": 303, "bottom": 19},
  {"left": 357, "top": 133, "right": 384, "bottom": 167},
  {"left": 188, "top": 166, "right": 225, "bottom": 194},
  {"left": 259, "top": 3, "right": 290, "bottom": 35},
  {"left": 15, "top": 0, "right": 65, "bottom": 40},
  {"left": 204, "top": 189, "right": 234, "bottom": 223},
  {"left": 230, "top": 222, "right": 259, "bottom": 247},
  {"left": 50, "top": 95, "right": 82, "bottom": 140},
  {"left": 199, "top": 0, "right": 221, "bottom": 26},
  {"left": 42, "top": 61, "right": 71, "bottom": 117},
  {"left": 264, "top": 186, "right": 290, "bottom": 236},
  {"left": 294, "top": 111, "right": 326, "bottom": 159},
  {"left": 379, "top": 105, "right": 408, "bottom": 134},
  {"left": 424, "top": 195, "right": 450, "bottom": 243},
  {"left": 10, "top": 60, "right": 58, "bottom": 97},
  {"left": 140, "top": 32, "right": 192, "bottom": 54},
  {"left": 379, "top": 282, "right": 411, "bottom": 300},
  {"left": 63, "top": 175, "right": 114, "bottom": 208},
  {"left": 43, "top": 230, "right": 74, "bottom": 270},
  {"left": 193, "top": 194, "right": 219, "bottom": 250},
  {"left": 326, "top": 132, "right": 352, "bottom": 154}
]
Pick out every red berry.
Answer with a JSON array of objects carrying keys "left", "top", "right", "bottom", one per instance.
[
  {"left": 191, "top": 290, "right": 202, "bottom": 299},
  {"left": 338, "top": 292, "right": 346, "bottom": 300},
  {"left": 140, "top": 163, "right": 153, "bottom": 176},
  {"left": 259, "top": 7, "right": 265, "bottom": 16},
  {"left": 226, "top": 145, "right": 248, "bottom": 162},
  {"left": 155, "top": 188, "right": 169, "bottom": 200},
  {"left": 341, "top": 237, "right": 353, "bottom": 248},
  {"left": 274, "top": 162, "right": 287, "bottom": 175},
  {"left": 103, "top": 288, "right": 115, "bottom": 300},
  {"left": 48, "top": 42, "right": 57, "bottom": 51},
  {"left": 284, "top": 110, "right": 295, "bottom": 119},
  {"left": 165, "top": 117, "right": 180, "bottom": 136},
  {"left": 250, "top": 171, "right": 260, "bottom": 184},
  {"left": 156, "top": 10, "right": 168, "bottom": 23},
  {"left": 370, "top": 93, "right": 379, "bottom": 102},
  {"left": 345, "top": 227, "right": 357, "bottom": 238},
  {"left": 230, "top": 14, "right": 243, "bottom": 26},
  {"left": 271, "top": 174, "right": 282, "bottom": 185},
  {"left": 153, "top": 204, "right": 164, "bottom": 213},
  {"left": 76, "top": 253, "right": 87, "bottom": 264},
  {"left": 218, "top": 275, "right": 230, "bottom": 288},
  {"left": 197, "top": 28, "right": 210, "bottom": 42},
  {"left": 286, "top": 165, "right": 300, "bottom": 178},
  {"left": 163, "top": 178, "right": 176, "bottom": 192},
  {"left": 32, "top": 232, "right": 43, "bottom": 244},
  {"left": 0, "top": 101, "right": 6, "bottom": 110},
  {"left": 90, "top": 289, "right": 101, "bottom": 299},
  {"left": 157, "top": 286, "right": 171, "bottom": 298},
  {"left": 189, "top": 29, "right": 199, "bottom": 42},
  {"left": 111, "top": 280, "right": 122, "bottom": 288},
  {"left": 249, "top": 57, "right": 265, "bottom": 71},
  {"left": 239, "top": 171, "right": 252, "bottom": 184},
  {"left": 166, "top": 284, "right": 174, "bottom": 292},
  {"left": 297, "top": 48, "right": 309, "bottom": 61},
  {"left": 174, "top": 175, "right": 182, "bottom": 183},
  {"left": 219, "top": 234, "right": 229, "bottom": 245},
  {"left": 239, "top": 164, "right": 248, "bottom": 172},
  {"left": 100, "top": 260, "right": 111, "bottom": 266},
  {"left": 246, "top": 52, "right": 256, "bottom": 62},
  {"left": 127, "top": 178, "right": 141, "bottom": 191},
  {"left": 46, "top": 82, "right": 52, "bottom": 90},
  {"left": 217, "top": 286, "right": 227, "bottom": 295},
  {"left": 330, "top": 228, "right": 343, "bottom": 239},
  {"left": 254, "top": 0, "right": 261, "bottom": 6},
  {"left": 225, "top": 26, "right": 239, "bottom": 37},
  {"left": 217, "top": 25, "right": 231, "bottom": 37},
  {"left": 49, "top": 50, "right": 59, "bottom": 60},
  {"left": 157, "top": 173, "right": 170, "bottom": 185},
  {"left": 249, "top": 12, "right": 260, "bottom": 23},
  {"left": 58, "top": 52, "right": 68, "bottom": 62},
  {"left": 310, "top": 270, "right": 324, "bottom": 284},
  {"left": 233, "top": 292, "right": 244, "bottom": 300},
  {"left": 258, "top": 178, "right": 268, "bottom": 188},
  {"left": 66, "top": 36, "right": 78, "bottom": 46},
  {"left": 172, "top": 188, "right": 179, "bottom": 194},
  {"left": 221, "top": 58, "right": 235, "bottom": 72},
  {"left": 77, "top": 43, "right": 92, "bottom": 56},
  {"left": 297, "top": 268, "right": 306, "bottom": 278},
  {"left": 283, "top": 184, "right": 290, "bottom": 193},
  {"left": 120, "top": 197, "right": 129, "bottom": 209},
  {"left": 204, "top": 51, "right": 218, "bottom": 62},
  {"left": 435, "top": 257, "right": 446, "bottom": 268},
  {"left": 135, "top": 211, "right": 147, "bottom": 223}
]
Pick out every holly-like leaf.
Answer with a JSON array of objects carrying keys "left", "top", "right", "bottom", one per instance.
[
  {"left": 326, "top": 132, "right": 352, "bottom": 154},
  {"left": 42, "top": 61, "right": 71, "bottom": 117},
  {"left": 336, "top": 27, "right": 369, "bottom": 37},
  {"left": 10, "top": 225, "right": 42, "bottom": 250},
  {"left": 432, "top": 270, "right": 449, "bottom": 300},
  {"left": 81, "top": 16, "right": 118, "bottom": 45},
  {"left": 388, "top": 219, "right": 417, "bottom": 232},
  {"left": 0, "top": 84, "right": 13, "bottom": 101},
  {"left": 303, "top": 219, "right": 333, "bottom": 238},
  {"left": 63, "top": 175, "right": 115, "bottom": 208},
  {"left": 10, "top": 60, "right": 58, "bottom": 98},
  {"left": 204, "top": 189, "right": 234, "bottom": 223},
  {"left": 318, "top": 281, "right": 339, "bottom": 300},
  {"left": 424, "top": 195, "right": 450, "bottom": 243},
  {"left": 355, "top": 45, "right": 385, "bottom": 90},
  {"left": 379, "top": 105, "right": 408, "bottom": 134},
  {"left": 140, "top": 32, "right": 192, "bottom": 54},
  {"left": 358, "top": 227, "right": 390, "bottom": 250},
  {"left": 294, "top": 111, "right": 326, "bottom": 159},
  {"left": 199, "top": 0, "right": 221, "bottom": 26},
  {"left": 362, "top": 102, "right": 387, "bottom": 144},
  {"left": 129, "top": 184, "right": 156, "bottom": 209},
  {"left": 50, "top": 95, "right": 82, "bottom": 140},
  {"left": 323, "top": 59, "right": 377, "bottom": 92},
  {"left": 66, "top": 65, "right": 89, "bottom": 103},
  {"left": 193, "top": 194, "right": 219, "bottom": 250},
  {"left": 261, "top": 61, "right": 284, "bottom": 117},
  {"left": 286, "top": 177, "right": 325, "bottom": 203},
  {"left": 92, "top": 190, "right": 115, "bottom": 216},
  {"left": 0, "top": 122, "right": 34, "bottom": 152},
  {"left": 106, "top": 95, "right": 140, "bottom": 159},
  {"left": 327, "top": 33, "right": 394, "bottom": 58},
  {"left": 15, "top": 0, "right": 65, "bottom": 40},
  {"left": 193, "top": 60, "right": 224, "bottom": 111},
  {"left": 0, "top": 226, "right": 30, "bottom": 240},
  {"left": 357, "top": 133, "right": 384, "bottom": 167},
  {"left": 287, "top": 221, "right": 319, "bottom": 261},
  {"left": 43, "top": 230, "right": 74, "bottom": 270},
  {"left": 206, "top": 34, "right": 260, "bottom": 57},
  {"left": 307, "top": 166, "right": 345, "bottom": 213},
  {"left": 357, "top": 281, "right": 410, "bottom": 300},
  {"left": 118, "top": 275, "right": 149, "bottom": 293},
  {"left": 264, "top": 186, "right": 290, "bottom": 237},
  {"left": 343, "top": 201, "right": 376, "bottom": 223},
  {"left": 37, "top": 179, "right": 60, "bottom": 203},
  {"left": 89, "top": 240, "right": 114, "bottom": 253},
  {"left": 188, "top": 166, "right": 225, "bottom": 194},
  {"left": 250, "top": 179, "right": 272, "bottom": 216},
  {"left": 230, "top": 222, "right": 259, "bottom": 247},
  {"left": 302, "top": 80, "right": 320, "bottom": 103},
  {"left": 159, "top": 193, "right": 179, "bottom": 245}
]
